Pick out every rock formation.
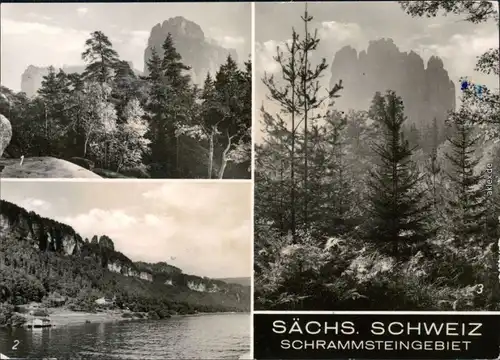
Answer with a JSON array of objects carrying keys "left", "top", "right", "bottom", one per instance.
[
  {"left": 98, "top": 235, "right": 115, "bottom": 251},
  {"left": 329, "top": 38, "right": 456, "bottom": 140},
  {"left": 0, "top": 114, "right": 12, "bottom": 157},
  {"left": 144, "top": 16, "right": 238, "bottom": 84},
  {"left": 20, "top": 62, "right": 140, "bottom": 98},
  {"left": 0, "top": 199, "right": 250, "bottom": 308}
]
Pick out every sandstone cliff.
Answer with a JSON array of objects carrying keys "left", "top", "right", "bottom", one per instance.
[
  {"left": 143, "top": 16, "right": 238, "bottom": 84},
  {"left": 329, "top": 38, "right": 456, "bottom": 139},
  {"left": 0, "top": 199, "right": 249, "bottom": 310}
]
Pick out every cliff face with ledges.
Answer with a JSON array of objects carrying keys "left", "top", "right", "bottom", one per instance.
[
  {"left": 0, "top": 199, "right": 250, "bottom": 309},
  {"left": 329, "top": 38, "right": 456, "bottom": 137},
  {"left": 144, "top": 16, "right": 238, "bottom": 84}
]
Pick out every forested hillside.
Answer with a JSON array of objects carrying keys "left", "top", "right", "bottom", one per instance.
[
  {"left": 254, "top": 3, "right": 500, "bottom": 311},
  {"left": 0, "top": 199, "right": 250, "bottom": 322},
  {"left": 0, "top": 29, "right": 251, "bottom": 179}
]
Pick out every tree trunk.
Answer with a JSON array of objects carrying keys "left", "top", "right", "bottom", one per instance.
[
  {"left": 84, "top": 136, "right": 89, "bottom": 157},
  {"left": 208, "top": 126, "right": 215, "bottom": 179},
  {"left": 303, "top": 3, "right": 309, "bottom": 230},
  {"left": 218, "top": 131, "right": 233, "bottom": 179}
]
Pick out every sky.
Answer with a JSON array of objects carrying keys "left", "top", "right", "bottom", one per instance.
[
  {"left": 0, "top": 2, "right": 251, "bottom": 91},
  {"left": 0, "top": 181, "right": 252, "bottom": 279},
  {"left": 255, "top": 1, "right": 499, "bottom": 142}
]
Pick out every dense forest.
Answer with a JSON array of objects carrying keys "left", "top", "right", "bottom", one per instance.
[
  {"left": 0, "top": 30, "right": 251, "bottom": 179},
  {"left": 254, "top": 2, "right": 500, "bottom": 311},
  {"left": 0, "top": 200, "right": 250, "bottom": 326}
]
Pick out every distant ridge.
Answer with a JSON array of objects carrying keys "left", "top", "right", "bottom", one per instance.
[{"left": 217, "top": 277, "right": 251, "bottom": 287}]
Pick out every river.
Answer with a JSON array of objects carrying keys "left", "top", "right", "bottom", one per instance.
[{"left": 0, "top": 313, "right": 250, "bottom": 359}]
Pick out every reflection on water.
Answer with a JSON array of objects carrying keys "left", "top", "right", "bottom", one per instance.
[{"left": 0, "top": 313, "right": 250, "bottom": 359}]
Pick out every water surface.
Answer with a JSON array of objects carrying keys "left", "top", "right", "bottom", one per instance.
[{"left": 0, "top": 313, "right": 250, "bottom": 359}]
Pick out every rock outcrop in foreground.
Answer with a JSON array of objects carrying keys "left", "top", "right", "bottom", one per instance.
[
  {"left": 144, "top": 16, "right": 238, "bottom": 84},
  {"left": 0, "top": 157, "right": 102, "bottom": 178},
  {"left": 329, "top": 38, "right": 456, "bottom": 136},
  {"left": 0, "top": 114, "right": 12, "bottom": 157}
]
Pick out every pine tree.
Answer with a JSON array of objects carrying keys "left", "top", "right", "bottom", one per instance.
[
  {"left": 200, "top": 73, "right": 217, "bottom": 178},
  {"left": 82, "top": 31, "right": 120, "bottom": 84},
  {"left": 367, "top": 91, "right": 432, "bottom": 257},
  {"left": 256, "top": 106, "right": 294, "bottom": 234},
  {"left": 112, "top": 60, "right": 139, "bottom": 121},
  {"left": 296, "top": 3, "right": 343, "bottom": 228},
  {"left": 37, "top": 67, "right": 72, "bottom": 155},
  {"left": 444, "top": 107, "right": 488, "bottom": 245},
  {"left": 213, "top": 55, "right": 251, "bottom": 179},
  {"left": 161, "top": 33, "right": 191, "bottom": 90},
  {"left": 142, "top": 48, "right": 168, "bottom": 177},
  {"left": 262, "top": 30, "right": 302, "bottom": 240},
  {"left": 160, "top": 33, "right": 193, "bottom": 178}
]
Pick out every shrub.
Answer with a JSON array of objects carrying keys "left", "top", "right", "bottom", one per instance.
[
  {"left": 92, "top": 168, "right": 129, "bottom": 178},
  {"left": 0, "top": 303, "right": 15, "bottom": 326},
  {"left": 255, "top": 227, "right": 499, "bottom": 311},
  {"left": 68, "top": 157, "right": 94, "bottom": 170},
  {"left": 119, "top": 165, "right": 150, "bottom": 178},
  {"left": 148, "top": 310, "right": 160, "bottom": 320}
]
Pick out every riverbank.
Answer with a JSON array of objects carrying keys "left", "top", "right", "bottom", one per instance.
[
  {"left": 10, "top": 305, "right": 246, "bottom": 329},
  {"left": 45, "top": 308, "right": 129, "bottom": 327}
]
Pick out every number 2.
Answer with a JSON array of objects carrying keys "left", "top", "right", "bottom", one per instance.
[{"left": 12, "top": 339, "right": 20, "bottom": 350}]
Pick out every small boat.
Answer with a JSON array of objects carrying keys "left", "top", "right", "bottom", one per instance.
[{"left": 28, "top": 318, "right": 51, "bottom": 328}]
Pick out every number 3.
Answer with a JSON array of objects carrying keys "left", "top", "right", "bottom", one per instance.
[{"left": 476, "top": 284, "right": 484, "bottom": 294}]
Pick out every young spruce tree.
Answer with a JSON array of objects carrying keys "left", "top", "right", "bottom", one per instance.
[
  {"left": 262, "top": 4, "right": 343, "bottom": 239},
  {"left": 296, "top": 3, "right": 343, "bottom": 229},
  {"left": 444, "top": 107, "right": 487, "bottom": 245},
  {"left": 367, "top": 91, "right": 432, "bottom": 257}
]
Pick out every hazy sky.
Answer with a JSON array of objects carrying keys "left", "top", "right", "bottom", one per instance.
[
  {"left": 0, "top": 181, "right": 252, "bottom": 279},
  {"left": 255, "top": 1, "right": 499, "bottom": 142},
  {"left": 0, "top": 2, "right": 251, "bottom": 91}
]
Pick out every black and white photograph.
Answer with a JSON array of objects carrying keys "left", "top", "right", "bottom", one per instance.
[
  {"left": 0, "top": 181, "right": 251, "bottom": 359},
  {"left": 254, "top": 1, "right": 500, "bottom": 311},
  {"left": 0, "top": 2, "right": 251, "bottom": 179}
]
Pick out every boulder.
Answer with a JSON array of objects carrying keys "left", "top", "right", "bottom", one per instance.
[
  {"left": 0, "top": 114, "right": 12, "bottom": 157},
  {"left": 0, "top": 157, "right": 102, "bottom": 178}
]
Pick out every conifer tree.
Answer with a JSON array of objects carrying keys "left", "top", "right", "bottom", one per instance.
[
  {"left": 82, "top": 31, "right": 119, "bottom": 84},
  {"left": 296, "top": 3, "right": 339, "bottom": 228},
  {"left": 367, "top": 91, "right": 432, "bottom": 256},
  {"left": 142, "top": 48, "right": 168, "bottom": 177},
  {"left": 213, "top": 55, "right": 251, "bottom": 179},
  {"left": 200, "top": 73, "right": 217, "bottom": 178},
  {"left": 444, "top": 107, "right": 488, "bottom": 245},
  {"left": 112, "top": 60, "right": 139, "bottom": 121},
  {"left": 160, "top": 33, "right": 193, "bottom": 177},
  {"left": 262, "top": 30, "right": 301, "bottom": 240},
  {"left": 38, "top": 67, "right": 72, "bottom": 154},
  {"left": 425, "top": 117, "right": 444, "bottom": 218},
  {"left": 256, "top": 106, "right": 294, "bottom": 234}
]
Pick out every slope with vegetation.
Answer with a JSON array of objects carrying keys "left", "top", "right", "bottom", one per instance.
[
  {"left": 0, "top": 200, "right": 250, "bottom": 326},
  {"left": 254, "top": 3, "right": 499, "bottom": 311}
]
